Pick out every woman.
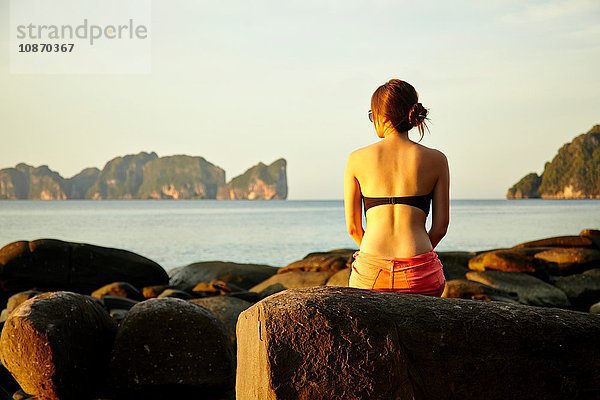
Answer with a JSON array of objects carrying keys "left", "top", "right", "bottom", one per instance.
[{"left": 344, "top": 78, "right": 450, "bottom": 296}]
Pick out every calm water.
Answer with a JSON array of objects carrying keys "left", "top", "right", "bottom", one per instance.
[{"left": 0, "top": 200, "right": 598, "bottom": 270}]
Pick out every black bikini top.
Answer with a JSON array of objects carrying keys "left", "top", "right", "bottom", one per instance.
[{"left": 362, "top": 190, "right": 434, "bottom": 216}]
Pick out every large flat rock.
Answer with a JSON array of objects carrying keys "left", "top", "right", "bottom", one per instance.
[
  {"left": 169, "top": 261, "right": 278, "bottom": 292},
  {"left": 0, "top": 239, "right": 168, "bottom": 301},
  {"left": 236, "top": 286, "right": 600, "bottom": 400},
  {"left": 465, "top": 270, "right": 571, "bottom": 308}
]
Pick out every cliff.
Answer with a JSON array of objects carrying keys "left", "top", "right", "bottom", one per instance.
[
  {"left": 507, "top": 125, "right": 600, "bottom": 199},
  {"left": 137, "top": 155, "right": 225, "bottom": 199},
  {"left": 0, "top": 152, "right": 287, "bottom": 200},
  {"left": 217, "top": 158, "right": 287, "bottom": 200},
  {"left": 86, "top": 152, "right": 158, "bottom": 200}
]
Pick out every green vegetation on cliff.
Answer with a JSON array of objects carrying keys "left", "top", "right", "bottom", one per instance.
[
  {"left": 507, "top": 125, "right": 600, "bottom": 199},
  {"left": 224, "top": 158, "right": 288, "bottom": 200},
  {"left": 137, "top": 155, "right": 225, "bottom": 199},
  {"left": 87, "top": 152, "right": 158, "bottom": 199}
]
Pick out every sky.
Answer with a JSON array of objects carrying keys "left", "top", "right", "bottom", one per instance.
[{"left": 0, "top": 0, "right": 598, "bottom": 199}]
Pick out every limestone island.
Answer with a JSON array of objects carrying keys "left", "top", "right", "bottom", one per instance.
[
  {"left": 507, "top": 124, "right": 599, "bottom": 199},
  {"left": 0, "top": 152, "right": 288, "bottom": 200}
]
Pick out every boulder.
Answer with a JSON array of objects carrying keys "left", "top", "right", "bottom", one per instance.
[
  {"left": 277, "top": 249, "right": 354, "bottom": 274},
  {"left": 227, "top": 291, "right": 262, "bottom": 303},
  {"left": 0, "top": 291, "right": 117, "bottom": 400},
  {"left": 109, "top": 309, "right": 129, "bottom": 325},
  {"left": 192, "top": 279, "right": 245, "bottom": 296},
  {"left": 249, "top": 270, "right": 337, "bottom": 299},
  {"left": 91, "top": 282, "right": 144, "bottom": 301},
  {"left": 581, "top": 229, "right": 600, "bottom": 249},
  {"left": 0, "top": 239, "right": 168, "bottom": 299},
  {"left": 109, "top": 298, "right": 235, "bottom": 399},
  {"left": 465, "top": 270, "right": 570, "bottom": 308},
  {"left": 157, "top": 288, "right": 193, "bottom": 299},
  {"left": 441, "top": 279, "right": 519, "bottom": 303},
  {"left": 11, "top": 389, "right": 33, "bottom": 399},
  {"left": 325, "top": 268, "right": 351, "bottom": 287},
  {"left": 554, "top": 268, "right": 600, "bottom": 311},
  {"left": 101, "top": 295, "right": 139, "bottom": 311},
  {"left": 169, "top": 261, "right": 278, "bottom": 292},
  {"left": 590, "top": 302, "right": 600, "bottom": 314},
  {"left": 142, "top": 285, "right": 172, "bottom": 299},
  {"left": 190, "top": 296, "right": 252, "bottom": 350},
  {"left": 533, "top": 248, "right": 600, "bottom": 275},
  {"left": 513, "top": 235, "right": 595, "bottom": 249},
  {"left": 436, "top": 251, "right": 474, "bottom": 280},
  {"left": 236, "top": 286, "right": 600, "bottom": 400},
  {"left": 5, "top": 290, "right": 42, "bottom": 312},
  {"left": 468, "top": 248, "right": 552, "bottom": 274}
]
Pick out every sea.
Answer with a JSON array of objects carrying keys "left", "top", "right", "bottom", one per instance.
[{"left": 0, "top": 199, "right": 598, "bottom": 271}]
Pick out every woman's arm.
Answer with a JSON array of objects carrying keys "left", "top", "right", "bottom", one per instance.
[
  {"left": 344, "top": 152, "right": 364, "bottom": 248},
  {"left": 428, "top": 151, "right": 450, "bottom": 250}
]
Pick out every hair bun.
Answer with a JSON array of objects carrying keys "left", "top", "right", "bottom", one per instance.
[{"left": 408, "top": 102, "right": 428, "bottom": 126}]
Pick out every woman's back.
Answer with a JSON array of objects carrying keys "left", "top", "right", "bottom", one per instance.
[{"left": 350, "top": 134, "right": 446, "bottom": 258}]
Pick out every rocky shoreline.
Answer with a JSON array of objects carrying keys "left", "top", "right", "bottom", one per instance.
[{"left": 0, "top": 230, "right": 599, "bottom": 399}]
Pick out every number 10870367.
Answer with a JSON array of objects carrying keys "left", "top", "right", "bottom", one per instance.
[{"left": 18, "top": 43, "right": 74, "bottom": 52}]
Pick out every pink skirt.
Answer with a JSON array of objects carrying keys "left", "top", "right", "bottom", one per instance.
[{"left": 349, "top": 249, "right": 446, "bottom": 297}]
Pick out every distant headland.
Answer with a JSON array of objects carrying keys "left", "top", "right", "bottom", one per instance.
[
  {"left": 507, "top": 124, "right": 600, "bottom": 199},
  {"left": 0, "top": 152, "right": 288, "bottom": 200}
]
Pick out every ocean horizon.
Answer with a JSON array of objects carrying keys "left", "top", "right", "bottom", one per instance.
[{"left": 1, "top": 199, "right": 598, "bottom": 270}]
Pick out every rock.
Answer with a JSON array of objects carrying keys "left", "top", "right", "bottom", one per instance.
[
  {"left": 513, "top": 235, "right": 595, "bottom": 249},
  {"left": 190, "top": 296, "right": 252, "bottom": 350},
  {"left": 533, "top": 248, "right": 600, "bottom": 275},
  {"left": 0, "top": 290, "right": 43, "bottom": 323},
  {"left": 192, "top": 279, "right": 246, "bottom": 295},
  {"left": 277, "top": 249, "right": 354, "bottom": 274},
  {"left": 5, "top": 290, "right": 42, "bottom": 314},
  {"left": 235, "top": 286, "right": 600, "bottom": 400},
  {"left": 466, "top": 270, "right": 571, "bottom": 308},
  {"left": 101, "top": 295, "right": 139, "bottom": 311},
  {"left": 441, "top": 279, "right": 519, "bottom": 303},
  {"left": 157, "top": 288, "right": 193, "bottom": 299},
  {"left": 249, "top": 271, "right": 337, "bottom": 299},
  {"left": 0, "top": 291, "right": 117, "bottom": 400},
  {"left": 227, "top": 291, "right": 262, "bottom": 303},
  {"left": 436, "top": 251, "right": 474, "bottom": 280},
  {"left": 109, "top": 298, "right": 235, "bottom": 398},
  {"left": 468, "top": 248, "right": 551, "bottom": 274},
  {"left": 11, "top": 389, "right": 34, "bottom": 399},
  {"left": 554, "top": 268, "right": 600, "bottom": 311},
  {"left": 325, "top": 268, "right": 351, "bottom": 287},
  {"left": 590, "top": 302, "right": 600, "bottom": 314},
  {"left": 142, "top": 285, "right": 172, "bottom": 299},
  {"left": 580, "top": 229, "right": 600, "bottom": 249},
  {"left": 169, "top": 261, "right": 278, "bottom": 292},
  {"left": 91, "top": 282, "right": 144, "bottom": 301},
  {"left": 0, "top": 239, "right": 168, "bottom": 300},
  {"left": 109, "top": 309, "right": 129, "bottom": 325}
]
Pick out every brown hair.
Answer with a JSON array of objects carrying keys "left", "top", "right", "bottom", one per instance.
[{"left": 371, "top": 79, "right": 430, "bottom": 142}]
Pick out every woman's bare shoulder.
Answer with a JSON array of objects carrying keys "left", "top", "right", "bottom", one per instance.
[
  {"left": 348, "top": 142, "right": 378, "bottom": 159},
  {"left": 417, "top": 143, "right": 448, "bottom": 164}
]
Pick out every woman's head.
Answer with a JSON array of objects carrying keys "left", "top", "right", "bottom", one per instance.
[{"left": 370, "top": 79, "right": 429, "bottom": 141}]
